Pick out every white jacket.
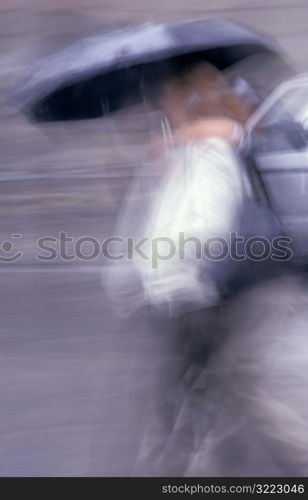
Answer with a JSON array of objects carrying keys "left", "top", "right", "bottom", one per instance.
[{"left": 105, "top": 137, "right": 245, "bottom": 316}]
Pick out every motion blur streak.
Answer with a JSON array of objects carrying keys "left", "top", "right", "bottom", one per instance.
[{"left": 1, "top": 0, "right": 308, "bottom": 478}]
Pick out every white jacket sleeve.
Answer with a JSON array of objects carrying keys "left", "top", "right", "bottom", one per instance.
[
  {"left": 137, "top": 138, "right": 244, "bottom": 316},
  {"left": 104, "top": 137, "right": 244, "bottom": 317}
]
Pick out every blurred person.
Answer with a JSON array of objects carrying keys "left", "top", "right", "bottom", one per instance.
[
  {"left": 107, "top": 63, "right": 259, "bottom": 315},
  {"left": 135, "top": 63, "right": 252, "bottom": 315},
  {"left": 105, "top": 62, "right": 303, "bottom": 476}
]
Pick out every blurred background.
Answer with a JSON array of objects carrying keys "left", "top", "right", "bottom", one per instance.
[{"left": 1, "top": 0, "right": 308, "bottom": 476}]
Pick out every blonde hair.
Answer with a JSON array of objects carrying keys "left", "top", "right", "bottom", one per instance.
[{"left": 160, "top": 63, "right": 251, "bottom": 128}]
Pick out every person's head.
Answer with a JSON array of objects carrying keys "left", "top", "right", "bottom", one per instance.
[{"left": 159, "top": 62, "right": 252, "bottom": 128}]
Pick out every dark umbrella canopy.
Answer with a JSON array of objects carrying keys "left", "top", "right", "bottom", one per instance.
[{"left": 10, "top": 18, "right": 277, "bottom": 122}]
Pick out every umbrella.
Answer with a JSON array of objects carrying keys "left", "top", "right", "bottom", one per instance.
[{"left": 9, "top": 18, "right": 277, "bottom": 122}]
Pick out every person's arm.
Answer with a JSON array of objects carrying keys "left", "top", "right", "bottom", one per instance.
[
  {"left": 175, "top": 118, "right": 245, "bottom": 147},
  {"left": 137, "top": 138, "right": 244, "bottom": 316}
]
